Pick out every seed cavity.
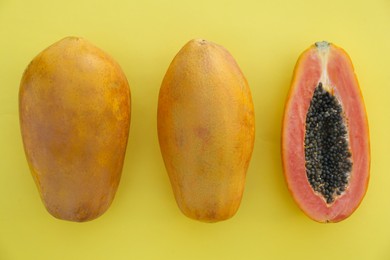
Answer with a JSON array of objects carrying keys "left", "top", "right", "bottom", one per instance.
[{"left": 305, "top": 82, "right": 352, "bottom": 204}]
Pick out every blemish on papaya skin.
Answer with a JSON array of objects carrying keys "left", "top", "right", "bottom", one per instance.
[{"left": 195, "top": 126, "right": 211, "bottom": 142}]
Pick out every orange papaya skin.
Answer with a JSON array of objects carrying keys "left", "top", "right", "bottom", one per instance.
[
  {"left": 282, "top": 42, "right": 370, "bottom": 222},
  {"left": 19, "top": 37, "right": 131, "bottom": 222},
  {"left": 157, "top": 39, "right": 255, "bottom": 222}
]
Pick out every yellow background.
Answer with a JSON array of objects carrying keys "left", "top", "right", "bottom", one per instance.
[{"left": 0, "top": 0, "right": 389, "bottom": 259}]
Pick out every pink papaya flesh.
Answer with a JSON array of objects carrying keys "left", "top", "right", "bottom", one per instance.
[{"left": 282, "top": 41, "right": 370, "bottom": 223}]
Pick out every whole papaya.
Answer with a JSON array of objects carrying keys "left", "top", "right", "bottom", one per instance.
[
  {"left": 157, "top": 39, "right": 255, "bottom": 222},
  {"left": 19, "top": 37, "right": 131, "bottom": 222}
]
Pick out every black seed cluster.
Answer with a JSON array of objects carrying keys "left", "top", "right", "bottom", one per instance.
[{"left": 305, "top": 82, "right": 352, "bottom": 204}]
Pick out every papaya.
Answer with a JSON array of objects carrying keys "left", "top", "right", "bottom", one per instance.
[
  {"left": 19, "top": 37, "right": 131, "bottom": 222},
  {"left": 157, "top": 39, "right": 255, "bottom": 222},
  {"left": 282, "top": 41, "right": 370, "bottom": 223}
]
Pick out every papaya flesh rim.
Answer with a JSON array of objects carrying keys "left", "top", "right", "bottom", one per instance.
[{"left": 282, "top": 42, "right": 370, "bottom": 223}]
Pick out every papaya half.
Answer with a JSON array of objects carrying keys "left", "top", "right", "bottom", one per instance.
[
  {"left": 19, "top": 37, "right": 131, "bottom": 222},
  {"left": 282, "top": 41, "right": 370, "bottom": 223},
  {"left": 157, "top": 39, "right": 255, "bottom": 222}
]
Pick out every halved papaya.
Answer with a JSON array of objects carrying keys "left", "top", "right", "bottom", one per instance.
[{"left": 282, "top": 41, "right": 370, "bottom": 223}]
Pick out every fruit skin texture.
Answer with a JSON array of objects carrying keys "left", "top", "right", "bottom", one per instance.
[
  {"left": 158, "top": 39, "right": 255, "bottom": 222},
  {"left": 282, "top": 42, "right": 370, "bottom": 223},
  {"left": 19, "top": 37, "right": 131, "bottom": 222}
]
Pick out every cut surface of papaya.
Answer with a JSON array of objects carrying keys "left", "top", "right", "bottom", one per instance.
[{"left": 282, "top": 41, "right": 370, "bottom": 223}]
